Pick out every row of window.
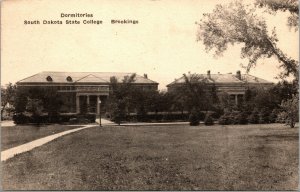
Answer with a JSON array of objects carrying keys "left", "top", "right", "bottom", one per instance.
[
  {"left": 46, "top": 76, "right": 72, "bottom": 82},
  {"left": 57, "top": 86, "right": 109, "bottom": 91}
]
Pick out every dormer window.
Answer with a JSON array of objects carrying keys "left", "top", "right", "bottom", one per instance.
[
  {"left": 46, "top": 76, "right": 53, "bottom": 82},
  {"left": 66, "top": 76, "right": 72, "bottom": 82}
]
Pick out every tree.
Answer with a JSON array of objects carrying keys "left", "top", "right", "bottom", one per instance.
[
  {"left": 27, "top": 98, "right": 43, "bottom": 125},
  {"left": 1, "top": 83, "right": 16, "bottom": 119},
  {"left": 42, "top": 87, "right": 63, "bottom": 116},
  {"left": 14, "top": 86, "right": 63, "bottom": 115},
  {"left": 151, "top": 91, "right": 177, "bottom": 114},
  {"left": 197, "top": 0, "right": 299, "bottom": 80},
  {"left": 181, "top": 73, "right": 215, "bottom": 112},
  {"left": 280, "top": 94, "right": 298, "bottom": 128},
  {"left": 107, "top": 74, "right": 136, "bottom": 124},
  {"left": 256, "top": 0, "right": 298, "bottom": 29},
  {"left": 270, "top": 79, "right": 298, "bottom": 102},
  {"left": 14, "top": 87, "right": 28, "bottom": 114},
  {"left": 130, "top": 88, "right": 159, "bottom": 117}
]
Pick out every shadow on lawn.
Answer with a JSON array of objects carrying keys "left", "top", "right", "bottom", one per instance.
[{"left": 254, "top": 134, "right": 298, "bottom": 141}]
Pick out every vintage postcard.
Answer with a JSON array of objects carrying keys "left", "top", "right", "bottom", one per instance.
[{"left": 1, "top": 0, "right": 298, "bottom": 191}]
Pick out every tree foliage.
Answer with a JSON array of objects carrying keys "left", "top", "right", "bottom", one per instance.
[
  {"left": 256, "top": 0, "right": 298, "bottom": 29},
  {"left": 14, "top": 86, "right": 63, "bottom": 115},
  {"left": 197, "top": 0, "right": 299, "bottom": 79},
  {"left": 171, "top": 73, "right": 217, "bottom": 113},
  {"left": 107, "top": 74, "right": 136, "bottom": 124},
  {"left": 280, "top": 94, "right": 298, "bottom": 128},
  {"left": 1, "top": 83, "right": 16, "bottom": 119}
]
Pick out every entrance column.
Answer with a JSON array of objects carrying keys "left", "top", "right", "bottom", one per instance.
[
  {"left": 235, "top": 94, "right": 238, "bottom": 105},
  {"left": 97, "top": 95, "right": 100, "bottom": 115},
  {"left": 76, "top": 95, "right": 80, "bottom": 113},
  {"left": 86, "top": 95, "right": 90, "bottom": 113}
]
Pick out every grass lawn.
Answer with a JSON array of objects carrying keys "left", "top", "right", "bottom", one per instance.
[
  {"left": 1, "top": 124, "right": 82, "bottom": 151},
  {"left": 2, "top": 123, "right": 298, "bottom": 190}
]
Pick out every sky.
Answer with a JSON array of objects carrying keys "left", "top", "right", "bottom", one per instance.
[{"left": 1, "top": 0, "right": 298, "bottom": 90}]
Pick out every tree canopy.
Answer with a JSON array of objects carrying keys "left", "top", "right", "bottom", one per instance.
[
  {"left": 169, "top": 73, "right": 218, "bottom": 113},
  {"left": 256, "top": 0, "right": 298, "bottom": 29},
  {"left": 1, "top": 83, "right": 16, "bottom": 119},
  {"left": 197, "top": 0, "right": 299, "bottom": 80},
  {"left": 106, "top": 74, "right": 137, "bottom": 124}
]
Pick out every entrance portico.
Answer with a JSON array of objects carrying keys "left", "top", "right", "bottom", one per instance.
[
  {"left": 75, "top": 85, "right": 109, "bottom": 115},
  {"left": 76, "top": 94, "right": 108, "bottom": 115}
]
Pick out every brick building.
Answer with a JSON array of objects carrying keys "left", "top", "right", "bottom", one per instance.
[
  {"left": 167, "top": 70, "right": 274, "bottom": 105},
  {"left": 16, "top": 72, "right": 158, "bottom": 115}
]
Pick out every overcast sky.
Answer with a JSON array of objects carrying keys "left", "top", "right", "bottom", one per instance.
[{"left": 1, "top": 0, "right": 298, "bottom": 90}]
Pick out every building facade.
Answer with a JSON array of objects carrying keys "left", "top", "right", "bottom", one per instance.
[
  {"left": 17, "top": 72, "right": 159, "bottom": 115},
  {"left": 167, "top": 70, "right": 274, "bottom": 105}
]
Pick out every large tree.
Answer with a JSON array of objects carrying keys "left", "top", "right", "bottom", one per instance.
[
  {"left": 171, "top": 73, "right": 217, "bottom": 113},
  {"left": 14, "top": 87, "right": 63, "bottom": 115},
  {"left": 1, "top": 83, "right": 16, "bottom": 119},
  {"left": 106, "top": 74, "right": 136, "bottom": 124},
  {"left": 197, "top": 0, "right": 298, "bottom": 80}
]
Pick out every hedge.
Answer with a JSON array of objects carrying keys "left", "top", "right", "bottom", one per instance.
[{"left": 13, "top": 113, "right": 96, "bottom": 124}]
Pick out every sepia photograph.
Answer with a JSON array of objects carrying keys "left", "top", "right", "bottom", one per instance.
[{"left": 1, "top": 0, "right": 299, "bottom": 190}]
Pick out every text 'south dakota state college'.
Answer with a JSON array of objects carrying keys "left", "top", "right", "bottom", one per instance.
[{"left": 24, "top": 13, "right": 139, "bottom": 25}]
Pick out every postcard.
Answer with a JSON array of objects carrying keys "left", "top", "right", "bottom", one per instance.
[{"left": 1, "top": 0, "right": 298, "bottom": 190}]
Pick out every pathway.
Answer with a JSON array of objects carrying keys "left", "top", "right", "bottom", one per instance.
[
  {"left": 96, "top": 118, "right": 116, "bottom": 125},
  {"left": 1, "top": 120, "right": 15, "bottom": 127},
  {"left": 1, "top": 124, "right": 96, "bottom": 162},
  {"left": 96, "top": 118, "right": 189, "bottom": 126}
]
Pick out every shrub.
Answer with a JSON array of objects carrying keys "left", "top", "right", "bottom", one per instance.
[
  {"left": 112, "top": 111, "right": 122, "bottom": 125},
  {"left": 280, "top": 94, "right": 299, "bottom": 128},
  {"left": 218, "top": 112, "right": 234, "bottom": 125},
  {"left": 269, "top": 109, "right": 279, "bottom": 123},
  {"left": 126, "top": 112, "right": 189, "bottom": 123},
  {"left": 48, "top": 115, "right": 60, "bottom": 123},
  {"left": 77, "top": 114, "right": 96, "bottom": 123},
  {"left": 77, "top": 117, "right": 91, "bottom": 124},
  {"left": 211, "top": 108, "right": 223, "bottom": 119},
  {"left": 233, "top": 111, "right": 248, "bottom": 125},
  {"left": 204, "top": 114, "right": 214, "bottom": 126},
  {"left": 69, "top": 118, "right": 78, "bottom": 124},
  {"left": 198, "top": 112, "right": 206, "bottom": 121},
  {"left": 276, "top": 111, "right": 288, "bottom": 123},
  {"left": 189, "top": 110, "right": 200, "bottom": 126},
  {"left": 13, "top": 113, "right": 96, "bottom": 124},
  {"left": 258, "top": 108, "right": 270, "bottom": 124},
  {"left": 31, "top": 114, "right": 48, "bottom": 124},
  {"left": 13, "top": 113, "right": 30, "bottom": 124},
  {"left": 248, "top": 109, "right": 259, "bottom": 124},
  {"left": 66, "top": 114, "right": 96, "bottom": 124}
]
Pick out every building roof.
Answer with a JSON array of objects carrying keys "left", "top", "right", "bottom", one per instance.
[
  {"left": 241, "top": 74, "right": 272, "bottom": 84},
  {"left": 17, "top": 71, "right": 158, "bottom": 84},
  {"left": 167, "top": 72, "right": 273, "bottom": 87}
]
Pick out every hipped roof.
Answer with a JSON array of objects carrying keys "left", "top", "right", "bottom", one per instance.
[
  {"left": 17, "top": 71, "right": 158, "bottom": 84},
  {"left": 167, "top": 73, "right": 273, "bottom": 87}
]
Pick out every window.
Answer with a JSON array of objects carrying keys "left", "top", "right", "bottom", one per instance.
[
  {"left": 46, "top": 76, "right": 52, "bottom": 82},
  {"left": 66, "top": 76, "right": 72, "bottom": 82}
]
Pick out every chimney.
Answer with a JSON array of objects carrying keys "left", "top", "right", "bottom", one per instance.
[
  {"left": 207, "top": 70, "right": 211, "bottom": 79},
  {"left": 236, "top": 70, "right": 241, "bottom": 80},
  {"left": 144, "top": 73, "right": 148, "bottom": 79}
]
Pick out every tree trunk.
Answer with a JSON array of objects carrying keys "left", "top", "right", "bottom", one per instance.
[{"left": 290, "top": 119, "right": 295, "bottom": 128}]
